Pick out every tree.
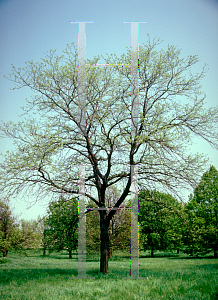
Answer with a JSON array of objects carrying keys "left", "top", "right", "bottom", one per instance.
[
  {"left": 42, "top": 196, "right": 78, "bottom": 259},
  {"left": 0, "top": 199, "right": 43, "bottom": 257},
  {"left": 183, "top": 166, "right": 218, "bottom": 258},
  {"left": 17, "top": 219, "right": 42, "bottom": 251},
  {"left": 0, "top": 37, "right": 218, "bottom": 273},
  {"left": 0, "top": 199, "right": 21, "bottom": 257},
  {"left": 85, "top": 189, "right": 131, "bottom": 258},
  {"left": 138, "top": 190, "right": 184, "bottom": 257},
  {"left": 86, "top": 206, "right": 101, "bottom": 254},
  {"left": 36, "top": 215, "right": 49, "bottom": 256},
  {"left": 108, "top": 205, "right": 131, "bottom": 257},
  {"left": 107, "top": 191, "right": 131, "bottom": 257}
]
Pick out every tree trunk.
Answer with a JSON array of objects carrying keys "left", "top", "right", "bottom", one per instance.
[
  {"left": 69, "top": 249, "right": 72, "bottom": 259},
  {"left": 151, "top": 246, "right": 154, "bottom": 258},
  {"left": 100, "top": 211, "right": 109, "bottom": 274},
  {"left": 177, "top": 249, "right": 179, "bottom": 254},
  {"left": 3, "top": 250, "right": 8, "bottom": 258},
  {"left": 43, "top": 247, "right": 46, "bottom": 256}
]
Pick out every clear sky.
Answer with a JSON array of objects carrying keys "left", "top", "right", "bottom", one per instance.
[{"left": 0, "top": 0, "right": 217, "bottom": 222}]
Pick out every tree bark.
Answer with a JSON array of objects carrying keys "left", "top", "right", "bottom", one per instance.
[
  {"left": 69, "top": 249, "right": 72, "bottom": 259},
  {"left": 177, "top": 249, "right": 179, "bottom": 254},
  {"left": 151, "top": 247, "right": 154, "bottom": 258},
  {"left": 100, "top": 210, "right": 109, "bottom": 274},
  {"left": 3, "top": 250, "right": 8, "bottom": 258}
]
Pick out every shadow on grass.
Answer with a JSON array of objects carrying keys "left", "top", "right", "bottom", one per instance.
[
  {"left": 1, "top": 268, "right": 77, "bottom": 285},
  {"left": 211, "top": 290, "right": 218, "bottom": 300},
  {"left": 0, "top": 266, "right": 145, "bottom": 284},
  {"left": 168, "top": 255, "right": 216, "bottom": 260}
]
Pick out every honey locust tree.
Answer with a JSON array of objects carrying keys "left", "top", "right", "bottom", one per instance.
[
  {"left": 85, "top": 185, "right": 131, "bottom": 257},
  {"left": 0, "top": 37, "right": 218, "bottom": 274}
]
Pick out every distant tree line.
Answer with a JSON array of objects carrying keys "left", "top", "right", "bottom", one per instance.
[{"left": 1, "top": 166, "right": 217, "bottom": 258}]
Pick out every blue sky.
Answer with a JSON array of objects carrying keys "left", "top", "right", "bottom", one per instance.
[{"left": 0, "top": 0, "right": 217, "bottom": 221}]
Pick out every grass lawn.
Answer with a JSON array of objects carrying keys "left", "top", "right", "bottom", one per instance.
[{"left": 0, "top": 249, "right": 217, "bottom": 299}]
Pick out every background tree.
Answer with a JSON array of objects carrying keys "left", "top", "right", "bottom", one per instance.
[
  {"left": 86, "top": 187, "right": 131, "bottom": 258},
  {"left": 138, "top": 190, "right": 185, "bottom": 257},
  {"left": 17, "top": 219, "right": 42, "bottom": 251},
  {"left": 183, "top": 166, "right": 218, "bottom": 258},
  {"left": 86, "top": 205, "right": 101, "bottom": 254},
  {"left": 102, "top": 186, "right": 131, "bottom": 257},
  {"left": 42, "top": 196, "right": 78, "bottom": 259},
  {"left": 108, "top": 206, "right": 131, "bottom": 257},
  {"left": 36, "top": 215, "right": 49, "bottom": 256},
  {"left": 0, "top": 38, "right": 218, "bottom": 273},
  {"left": 0, "top": 199, "right": 21, "bottom": 257}
]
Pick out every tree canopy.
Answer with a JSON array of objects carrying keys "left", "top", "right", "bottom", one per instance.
[
  {"left": 0, "top": 37, "right": 218, "bottom": 273},
  {"left": 138, "top": 189, "right": 184, "bottom": 257},
  {"left": 0, "top": 199, "right": 20, "bottom": 257},
  {"left": 0, "top": 199, "right": 42, "bottom": 257},
  {"left": 42, "top": 196, "right": 78, "bottom": 259},
  {"left": 183, "top": 165, "right": 218, "bottom": 258}
]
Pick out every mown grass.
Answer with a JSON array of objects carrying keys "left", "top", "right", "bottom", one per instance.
[{"left": 0, "top": 249, "right": 217, "bottom": 299}]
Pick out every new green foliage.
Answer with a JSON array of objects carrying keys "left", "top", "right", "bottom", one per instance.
[
  {"left": 0, "top": 200, "right": 21, "bottom": 257},
  {"left": 138, "top": 190, "right": 184, "bottom": 257},
  {"left": 183, "top": 165, "right": 218, "bottom": 258},
  {"left": 0, "top": 199, "right": 42, "bottom": 257},
  {"left": 85, "top": 189, "right": 131, "bottom": 256},
  {"left": 17, "top": 219, "right": 42, "bottom": 251},
  {"left": 42, "top": 196, "right": 78, "bottom": 258},
  {"left": 1, "top": 37, "right": 218, "bottom": 273}
]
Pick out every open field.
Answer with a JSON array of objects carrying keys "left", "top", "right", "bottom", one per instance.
[{"left": 0, "top": 249, "right": 217, "bottom": 299}]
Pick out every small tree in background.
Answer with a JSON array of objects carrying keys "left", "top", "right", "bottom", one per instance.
[
  {"left": 104, "top": 186, "right": 131, "bottom": 257},
  {"left": 86, "top": 207, "right": 101, "bottom": 254},
  {"left": 42, "top": 196, "right": 78, "bottom": 259},
  {"left": 108, "top": 206, "right": 131, "bottom": 257},
  {"left": 138, "top": 190, "right": 184, "bottom": 257},
  {"left": 0, "top": 199, "right": 21, "bottom": 257},
  {"left": 183, "top": 166, "right": 218, "bottom": 258},
  {"left": 36, "top": 215, "right": 49, "bottom": 255},
  {"left": 17, "top": 219, "right": 42, "bottom": 251},
  {"left": 86, "top": 188, "right": 131, "bottom": 258}
]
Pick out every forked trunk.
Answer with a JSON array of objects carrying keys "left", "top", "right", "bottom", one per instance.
[{"left": 100, "top": 210, "right": 109, "bottom": 274}]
